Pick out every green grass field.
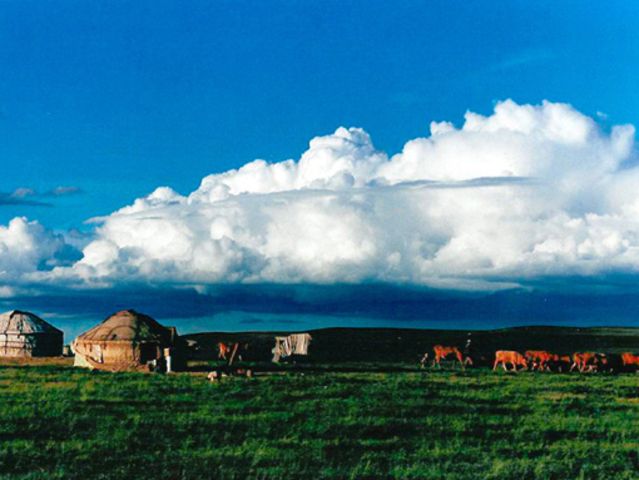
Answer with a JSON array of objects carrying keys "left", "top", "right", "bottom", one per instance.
[{"left": 1, "top": 361, "right": 638, "bottom": 479}]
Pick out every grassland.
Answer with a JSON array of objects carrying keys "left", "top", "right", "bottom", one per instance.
[{"left": 1, "top": 360, "right": 638, "bottom": 479}]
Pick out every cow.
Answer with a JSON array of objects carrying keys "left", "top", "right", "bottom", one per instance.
[
  {"left": 548, "top": 354, "right": 573, "bottom": 372},
  {"left": 570, "top": 352, "right": 607, "bottom": 372},
  {"left": 525, "top": 350, "right": 555, "bottom": 371},
  {"left": 217, "top": 342, "right": 233, "bottom": 360},
  {"left": 621, "top": 352, "right": 639, "bottom": 372},
  {"left": 424, "top": 345, "right": 473, "bottom": 369},
  {"left": 603, "top": 354, "right": 624, "bottom": 374},
  {"left": 493, "top": 350, "right": 528, "bottom": 372},
  {"left": 217, "top": 342, "right": 247, "bottom": 365}
]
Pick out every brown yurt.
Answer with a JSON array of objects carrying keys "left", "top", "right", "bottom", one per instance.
[
  {"left": 72, "top": 309, "right": 179, "bottom": 371},
  {"left": 0, "top": 310, "right": 63, "bottom": 357}
]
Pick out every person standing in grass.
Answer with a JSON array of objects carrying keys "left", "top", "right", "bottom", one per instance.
[{"left": 463, "top": 333, "right": 474, "bottom": 366}]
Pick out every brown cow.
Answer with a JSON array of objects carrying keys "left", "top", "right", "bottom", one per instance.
[
  {"left": 217, "top": 342, "right": 232, "bottom": 360},
  {"left": 570, "top": 352, "right": 607, "bottom": 372},
  {"left": 217, "top": 342, "right": 245, "bottom": 364},
  {"left": 621, "top": 352, "right": 639, "bottom": 370},
  {"left": 426, "top": 345, "right": 473, "bottom": 369},
  {"left": 525, "top": 350, "right": 555, "bottom": 371},
  {"left": 493, "top": 350, "right": 528, "bottom": 372}
]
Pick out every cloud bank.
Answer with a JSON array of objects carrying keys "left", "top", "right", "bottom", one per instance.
[{"left": 3, "top": 100, "right": 639, "bottom": 297}]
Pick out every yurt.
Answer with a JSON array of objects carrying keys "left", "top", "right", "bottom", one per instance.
[
  {"left": 0, "top": 310, "right": 63, "bottom": 357},
  {"left": 72, "top": 309, "right": 180, "bottom": 371}
]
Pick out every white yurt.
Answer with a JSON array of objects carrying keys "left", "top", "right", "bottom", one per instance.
[{"left": 0, "top": 310, "right": 64, "bottom": 357}]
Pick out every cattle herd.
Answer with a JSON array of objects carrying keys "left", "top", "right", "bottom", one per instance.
[
  {"left": 421, "top": 345, "right": 639, "bottom": 373},
  {"left": 215, "top": 340, "right": 639, "bottom": 374}
]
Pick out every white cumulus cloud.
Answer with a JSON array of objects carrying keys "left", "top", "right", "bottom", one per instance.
[
  {"left": 3, "top": 99, "right": 639, "bottom": 294},
  {"left": 0, "top": 217, "right": 76, "bottom": 279}
]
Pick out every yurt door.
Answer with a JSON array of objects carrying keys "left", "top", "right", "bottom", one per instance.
[{"left": 139, "top": 343, "right": 158, "bottom": 363}]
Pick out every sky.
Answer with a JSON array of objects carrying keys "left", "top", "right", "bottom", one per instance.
[{"left": 2, "top": 1, "right": 639, "bottom": 335}]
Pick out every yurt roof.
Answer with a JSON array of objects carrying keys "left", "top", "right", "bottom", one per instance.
[
  {"left": 75, "top": 309, "right": 173, "bottom": 343},
  {"left": 0, "top": 310, "right": 62, "bottom": 335}
]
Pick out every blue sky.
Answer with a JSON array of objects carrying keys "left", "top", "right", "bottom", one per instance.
[
  {"left": 2, "top": 1, "right": 639, "bottom": 331},
  {"left": 2, "top": 1, "right": 638, "bottom": 229}
]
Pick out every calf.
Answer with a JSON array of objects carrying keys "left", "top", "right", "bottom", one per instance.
[
  {"left": 493, "top": 350, "right": 528, "bottom": 372},
  {"left": 427, "top": 345, "right": 473, "bottom": 369}
]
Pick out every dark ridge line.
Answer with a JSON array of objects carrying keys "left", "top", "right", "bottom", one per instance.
[{"left": 183, "top": 324, "right": 639, "bottom": 338}]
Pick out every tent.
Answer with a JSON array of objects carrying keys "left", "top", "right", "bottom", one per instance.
[
  {"left": 272, "top": 333, "right": 312, "bottom": 362},
  {"left": 72, "top": 309, "right": 180, "bottom": 371},
  {"left": 0, "top": 310, "right": 63, "bottom": 357}
]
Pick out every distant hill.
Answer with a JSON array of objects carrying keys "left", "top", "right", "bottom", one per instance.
[{"left": 183, "top": 325, "right": 639, "bottom": 364}]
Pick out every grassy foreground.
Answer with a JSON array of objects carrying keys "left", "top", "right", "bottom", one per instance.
[{"left": 0, "top": 363, "right": 638, "bottom": 479}]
